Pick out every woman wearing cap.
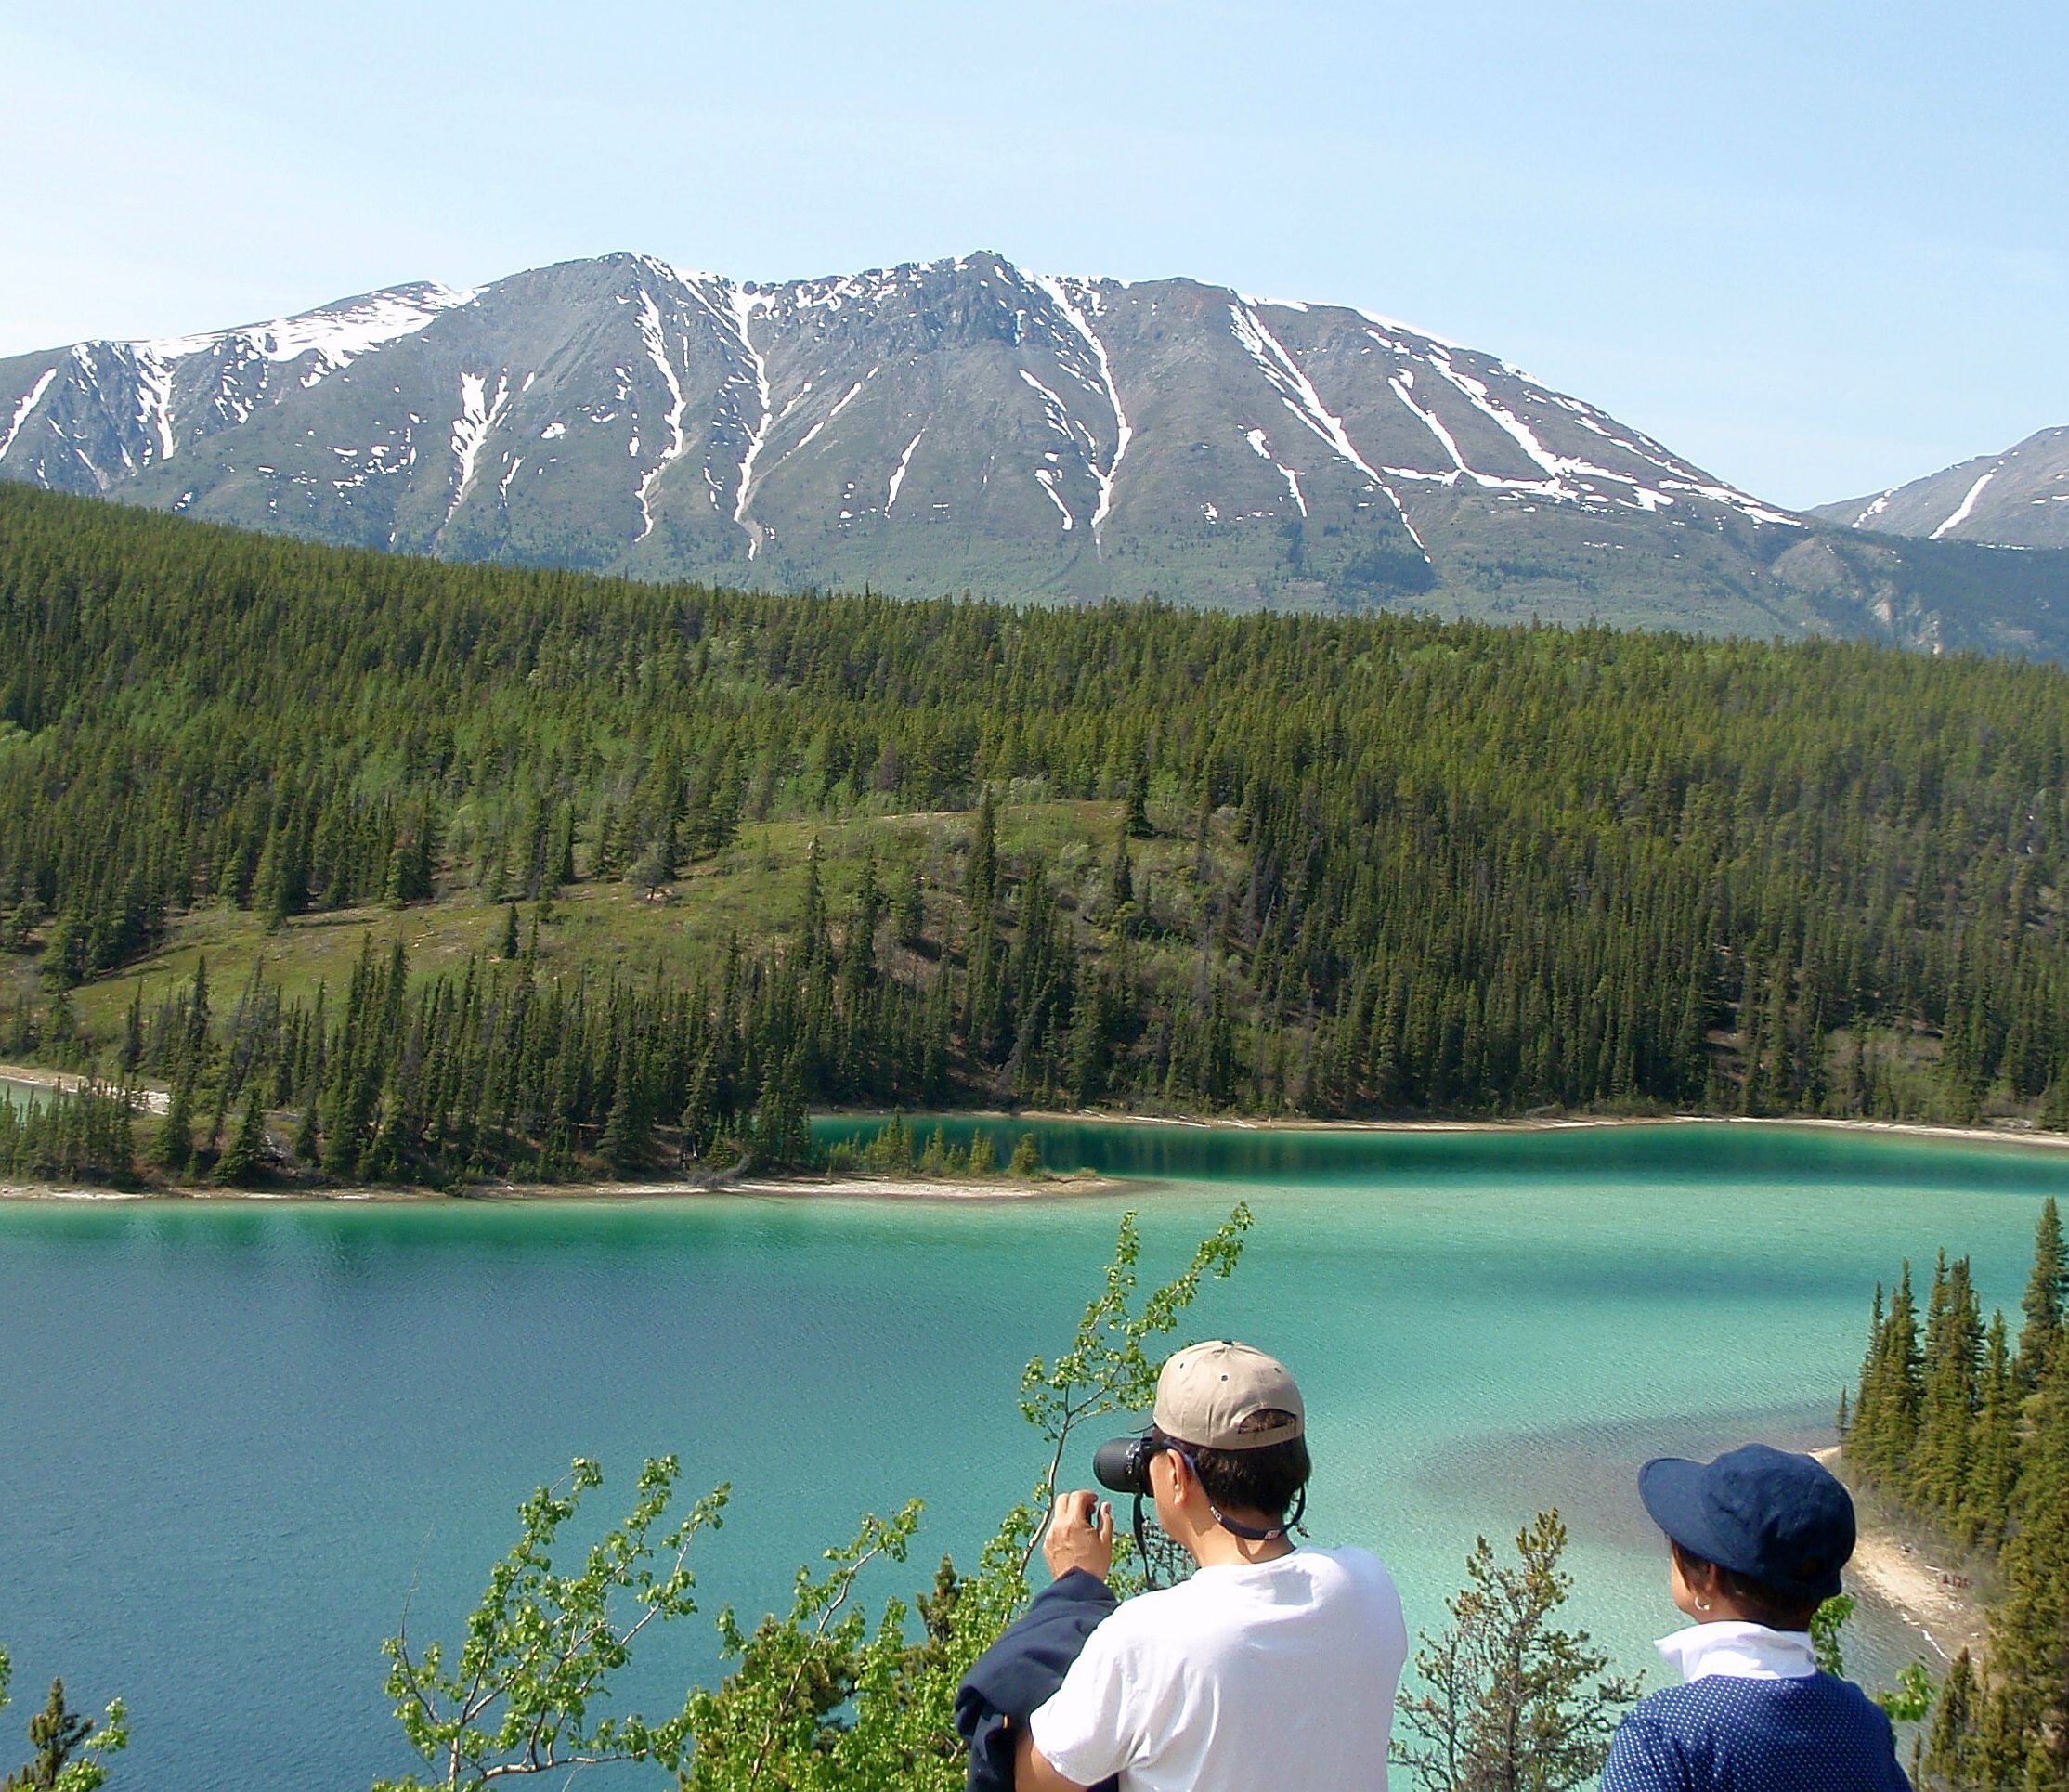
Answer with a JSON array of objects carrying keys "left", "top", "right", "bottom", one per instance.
[{"left": 1602, "top": 1443, "right": 1909, "bottom": 1791}]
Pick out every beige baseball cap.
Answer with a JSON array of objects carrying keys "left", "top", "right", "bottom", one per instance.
[{"left": 1152, "top": 1340, "right": 1305, "bottom": 1450}]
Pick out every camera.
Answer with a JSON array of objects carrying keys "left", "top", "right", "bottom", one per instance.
[{"left": 1093, "top": 1433, "right": 1158, "bottom": 1495}]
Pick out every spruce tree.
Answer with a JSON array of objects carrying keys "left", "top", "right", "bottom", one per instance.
[
  {"left": 154, "top": 1058, "right": 195, "bottom": 1178},
  {"left": 895, "top": 864, "right": 925, "bottom": 949},
  {"left": 1124, "top": 766, "right": 1152, "bottom": 839},
  {"left": 214, "top": 1089, "right": 267, "bottom": 1187},
  {"left": 2016, "top": 1196, "right": 2065, "bottom": 1389},
  {"left": 1861, "top": 1264, "right": 1923, "bottom": 1486},
  {"left": 1912, "top": 1253, "right": 1983, "bottom": 1527},
  {"left": 1963, "top": 1313, "right": 2019, "bottom": 1550},
  {"left": 1923, "top": 1648, "right": 1980, "bottom": 1791},
  {"left": 6, "top": 1676, "right": 98, "bottom": 1791},
  {"left": 598, "top": 1041, "right": 647, "bottom": 1177},
  {"left": 1982, "top": 1345, "right": 2069, "bottom": 1783},
  {"left": 1391, "top": 1511, "right": 1640, "bottom": 1792}
]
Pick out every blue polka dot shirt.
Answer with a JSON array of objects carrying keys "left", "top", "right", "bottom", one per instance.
[{"left": 1601, "top": 1672, "right": 1911, "bottom": 1791}]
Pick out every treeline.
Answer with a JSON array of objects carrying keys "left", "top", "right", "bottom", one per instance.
[
  {"left": 1841, "top": 1199, "right": 2069, "bottom": 1788},
  {"left": 0, "top": 1078, "right": 139, "bottom": 1187},
  {"left": 8, "top": 484, "right": 2069, "bottom": 1135}
]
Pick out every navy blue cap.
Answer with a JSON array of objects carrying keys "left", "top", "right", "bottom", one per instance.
[{"left": 1638, "top": 1443, "right": 1854, "bottom": 1602}]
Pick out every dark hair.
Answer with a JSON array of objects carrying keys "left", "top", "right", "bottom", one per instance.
[
  {"left": 1152, "top": 1412, "right": 1311, "bottom": 1521},
  {"left": 1671, "top": 1541, "right": 1824, "bottom": 1631}
]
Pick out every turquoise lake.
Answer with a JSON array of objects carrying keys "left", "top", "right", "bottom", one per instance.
[{"left": 1, "top": 1118, "right": 2062, "bottom": 1790}]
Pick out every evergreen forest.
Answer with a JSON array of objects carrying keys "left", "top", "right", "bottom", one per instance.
[
  {"left": 7, "top": 484, "right": 2069, "bottom": 1187},
  {"left": 1841, "top": 1199, "right": 2069, "bottom": 1788}
]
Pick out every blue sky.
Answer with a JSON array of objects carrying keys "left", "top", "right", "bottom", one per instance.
[{"left": 3, "top": 0, "right": 2060, "bottom": 509}]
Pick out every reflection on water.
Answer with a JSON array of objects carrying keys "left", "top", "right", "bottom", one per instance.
[{"left": 1, "top": 1120, "right": 2059, "bottom": 1790}]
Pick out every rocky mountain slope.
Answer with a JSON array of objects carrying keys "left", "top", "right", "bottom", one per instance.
[
  {"left": 4, "top": 251, "right": 2065, "bottom": 654},
  {"left": 1814, "top": 427, "right": 2069, "bottom": 550}
]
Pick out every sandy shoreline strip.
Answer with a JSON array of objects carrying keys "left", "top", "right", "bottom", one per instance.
[
  {"left": 11, "top": 1063, "right": 2069, "bottom": 1156},
  {"left": 0, "top": 1062, "right": 170, "bottom": 1114},
  {"left": 7, "top": 1096, "right": 2069, "bottom": 1206},
  {"left": 1003, "top": 1107, "right": 2069, "bottom": 1152},
  {"left": 0, "top": 1169, "right": 1133, "bottom": 1205},
  {"left": 1813, "top": 1448, "right": 1990, "bottom": 1667}
]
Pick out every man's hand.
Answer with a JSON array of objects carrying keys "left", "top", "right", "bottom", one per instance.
[{"left": 1042, "top": 1489, "right": 1115, "bottom": 1582}]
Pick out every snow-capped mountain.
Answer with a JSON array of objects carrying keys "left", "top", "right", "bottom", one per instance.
[
  {"left": 2, "top": 251, "right": 2062, "bottom": 653},
  {"left": 1814, "top": 428, "right": 2069, "bottom": 551}
]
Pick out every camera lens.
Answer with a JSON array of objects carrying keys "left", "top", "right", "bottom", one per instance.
[{"left": 1093, "top": 1435, "right": 1150, "bottom": 1494}]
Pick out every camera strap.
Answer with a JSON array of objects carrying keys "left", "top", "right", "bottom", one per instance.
[
  {"left": 1208, "top": 1485, "right": 1306, "bottom": 1542},
  {"left": 1131, "top": 1491, "right": 1163, "bottom": 1591}
]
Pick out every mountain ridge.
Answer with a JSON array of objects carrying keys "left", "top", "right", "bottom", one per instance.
[
  {"left": 3, "top": 249, "right": 2065, "bottom": 656},
  {"left": 1813, "top": 426, "right": 2069, "bottom": 550}
]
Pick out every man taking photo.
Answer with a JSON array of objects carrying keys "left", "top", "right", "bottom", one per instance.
[{"left": 1014, "top": 1340, "right": 1408, "bottom": 1792}]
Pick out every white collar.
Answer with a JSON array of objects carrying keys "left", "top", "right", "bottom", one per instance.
[{"left": 1655, "top": 1621, "right": 1817, "bottom": 1682}]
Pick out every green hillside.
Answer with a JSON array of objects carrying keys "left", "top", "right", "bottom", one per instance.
[{"left": 7, "top": 486, "right": 2069, "bottom": 1186}]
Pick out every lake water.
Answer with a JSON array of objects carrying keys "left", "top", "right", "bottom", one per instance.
[
  {"left": 1, "top": 1118, "right": 2061, "bottom": 1790},
  {"left": 0, "top": 1072, "right": 51, "bottom": 1110}
]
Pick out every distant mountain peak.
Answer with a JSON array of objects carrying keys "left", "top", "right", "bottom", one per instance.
[
  {"left": 1813, "top": 426, "right": 2069, "bottom": 550},
  {"left": 6, "top": 248, "right": 2063, "bottom": 657}
]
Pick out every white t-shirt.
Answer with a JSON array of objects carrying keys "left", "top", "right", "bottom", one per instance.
[{"left": 1026, "top": 1545, "right": 1408, "bottom": 1792}]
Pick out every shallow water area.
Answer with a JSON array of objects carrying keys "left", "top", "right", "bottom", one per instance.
[{"left": 2, "top": 1119, "right": 2060, "bottom": 1790}]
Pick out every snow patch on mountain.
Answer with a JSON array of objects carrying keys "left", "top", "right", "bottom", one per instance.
[
  {"left": 1031, "top": 273, "right": 1131, "bottom": 537},
  {"left": 633, "top": 287, "right": 689, "bottom": 539},
  {"left": 723, "top": 288, "right": 774, "bottom": 555},
  {"left": 887, "top": 429, "right": 925, "bottom": 513},
  {"left": 1932, "top": 470, "right": 1997, "bottom": 539},
  {"left": 0, "top": 369, "right": 57, "bottom": 461},
  {"left": 1229, "top": 301, "right": 1428, "bottom": 558},
  {"left": 445, "top": 371, "right": 511, "bottom": 529}
]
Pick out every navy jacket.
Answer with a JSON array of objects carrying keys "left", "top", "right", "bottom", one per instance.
[
  {"left": 955, "top": 1569, "right": 1120, "bottom": 1792},
  {"left": 1602, "top": 1673, "right": 1912, "bottom": 1792}
]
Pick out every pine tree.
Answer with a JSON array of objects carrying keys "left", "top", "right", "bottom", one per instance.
[
  {"left": 213, "top": 1089, "right": 267, "bottom": 1187},
  {"left": 1963, "top": 1313, "right": 2019, "bottom": 1550},
  {"left": 598, "top": 1037, "right": 648, "bottom": 1177},
  {"left": 5, "top": 1676, "right": 98, "bottom": 1791},
  {"left": 1923, "top": 1648, "right": 1980, "bottom": 1790},
  {"left": 895, "top": 864, "right": 925, "bottom": 949},
  {"left": 1912, "top": 1253, "right": 1983, "bottom": 1527},
  {"left": 2017, "top": 1196, "right": 2065, "bottom": 1389},
  {"left": 1859, "top": 1264, "right": 1923, "bottom": 1486},
  {"left": 500, "top": 903, "right": 521, "bottom": 961},
  {"left": 1008, "top": 1134, "right": 1042, "bottom": 1178},
  {"left": 1981, "top": 1345, "right": 2069, "bottom": 1784},
  {"left": 1391, "top": 1511, "right": 1640, "bottom": 1792},
  {"left": 154, "top": 1058, "right": 195, "bottom": 1177},
  {"left": 1124, "top": 766, "right": 1152, "bottom": 839},
  {"left": 750, "top": 1047, "right": 813, "bottom": 1170},
  {"left": 1107, "top": 838, "right": 1135, "bottom": 934}
]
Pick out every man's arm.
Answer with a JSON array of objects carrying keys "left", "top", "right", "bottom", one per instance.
[
  {"left": 1016, "top": 1490, "right": 1119, "bottom": 1791},
  {"left": 1015, "top": 1721, "right": 1089, "bottom": 1792}
]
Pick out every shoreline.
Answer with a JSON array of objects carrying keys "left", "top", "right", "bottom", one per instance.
[
  {"left": 1813, "top": 1448, "right": 1991, "bottom": 1668},
  {"left": 0, "top": 1062, "right": 171, "bottom": 1114},
  {"left": 11, "top": 1058, "right": 2069, "bottom": 1158},
  {"left": 8, "top": 1097, "right": 2068, "bottom": 1207},
  {"left": 0, "top": 1167, "right": 1135, "bottom": 1206},
  {"left": 998, "top": 1106, "right": 2069, "bottom": 1154}
]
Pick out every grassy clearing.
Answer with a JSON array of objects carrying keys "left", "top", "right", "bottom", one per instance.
[{"left": 57, "top": 797, "right": 1219, "bottom": 1040}]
